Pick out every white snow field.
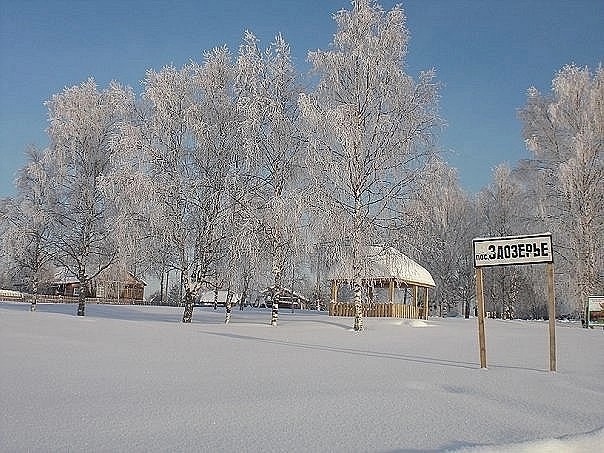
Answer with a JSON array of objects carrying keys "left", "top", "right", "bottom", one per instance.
[{"left": 1, "top": 302, "right": 603, "bottom": 452}]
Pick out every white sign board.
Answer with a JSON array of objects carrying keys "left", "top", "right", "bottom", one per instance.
[
  {"left": 588, "top": 296, "right": 604, "bottom": 312},
  {"left": 473, "top": 233, "right": 553, "bottom": 267}
]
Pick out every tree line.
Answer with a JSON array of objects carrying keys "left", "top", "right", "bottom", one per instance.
[{"left": 1, "top": 1, "right": 602, "bottom": 328}]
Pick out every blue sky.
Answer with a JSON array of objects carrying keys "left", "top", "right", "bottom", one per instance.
[{"left": 1, "top": 0, "right": 602, "bottom": 197}]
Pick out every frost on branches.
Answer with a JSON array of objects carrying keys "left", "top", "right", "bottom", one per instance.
[
  {"left": 236, "top": 31, "right": 305, "bottom": 326},
  {"left": 1, "top": 147, "right": 54, "bottom": 312},
  {"left": 519, "top": 64, "right": 604, "bottom": 313},
  {"left": 400, "top": 158, "right": 476, "bottom": 318},
  {"left": 130, "top": 51, "right": 240, "bottom": 323},
  {"left": 300, "top": 0, "right": 441, "bottom": 330},
  {"left": 44, "top": 79, "right": 134, "bottom": 316}
]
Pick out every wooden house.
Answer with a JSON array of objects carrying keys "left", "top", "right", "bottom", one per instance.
[
  {"left": 47, "top": 268, "right": 81, "bottom": 297},
  {"left": 258, "top": 286, "right": 309, "bottom": 309},
  {"left": 95, "top": 271, "right": 146, "bottom": 303}
]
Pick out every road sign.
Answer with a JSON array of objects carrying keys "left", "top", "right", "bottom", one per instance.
[
  {"left": 472, "top": 233, "right": 556, "bottom": 371},
  {"left": 473, "top": 233, "right": 553, "bottom": 267}
]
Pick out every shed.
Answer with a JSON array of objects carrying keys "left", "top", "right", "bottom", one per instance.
[
  {"left": 259, "top": 286, "right": 309, "bottom": 309},
  {"left": 328, "top": 246, "right": 435, "bottom": 319},
  {"left": 95, "top": 271, "right": 146, "bottom": 303},
  {"left": 47, "top": 268, "right": 81, "bottom": 297}
]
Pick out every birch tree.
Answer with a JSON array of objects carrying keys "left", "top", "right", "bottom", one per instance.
[
  {"left": 118, "top": 50, "right": 240, "bottom": 323},
  {"left": 0, "top": 147, "right": 54, "bottom": 310},
  {"left": 236, "top": 31, "right": 305, "bottom": 326},
  {"left": 300, "top": 0, "right": 441, "bottom": 330},
  {"left": 477, "top": 164, "right": 528, "bottom": 318},
  {"left": 97, "top": 144, "right": 153, "bottom": 298},
  {"left": 44, "top": 79, "right": 133, "bottom": 316},
  {"left": 136, "top": 62, "right": 206, "bottom": 321},
  {"left": 519, "top": 64, "right": 604, "bottom": 313},
  {"left": 401, "top": 158, "right": 476, "bottom": 317},
  {"left": 14, "top": 148, "right": 53, "bottom": 310}
]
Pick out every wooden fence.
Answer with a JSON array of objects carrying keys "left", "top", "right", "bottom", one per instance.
[
  {"left": 329, "top": 302, "right": 422, "bottom": 319},
  {"left": 1, "top": 293, "right": 145, "bottom": 305}
]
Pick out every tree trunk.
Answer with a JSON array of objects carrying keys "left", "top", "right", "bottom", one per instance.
[
  {"left": 182, "top": 287, "right": 194, "bottom": 323},
  {"left": 270, "top": 283, "right": 280, "bottom": 325},
  {"left": 239, "top": 287, "right": 247, "bottom": 311},
  {"left": 159, "top": 269, "right": 165, "bottom": 305},
  {"left": 239, "top": 272, "right": 250, "bottom": 311},
  {"left": 225, "top": 292, "right": 232, "bottom": 324},
  {"left": 77, "top": 279, "right": 87, "bottom": 317},
  {"left": 353, "top": 278, "right": 364, "bottom": 331},
  {"left": 270, "top": 270, "right": 282, "bottom": 327},
  {"left": 270, "top": 295, "right": 279, "bottom": 326},
  {"left": 290, "top": 266, "right": 296, "bottom": 313},
  {"left": 165, "top": 269, "right": 170, "bottom": 305},
  {"left": 30, "top": 278, "right": 38, "bottom": 312},
  {"left": 78, "top": 269, "right": 88, "bottom": 316}
]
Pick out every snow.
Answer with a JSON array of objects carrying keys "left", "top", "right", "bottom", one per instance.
[
  {"left": 1, "top": 302, "right": 603, "bottom": 452},
  {"left": 328, "top": 246, "right": 436, "bottom": 288}
]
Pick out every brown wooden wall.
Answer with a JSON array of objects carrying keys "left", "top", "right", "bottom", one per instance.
[
  {"left": 329, "top": 302, "right": 422, "bottom": 319},
  {"left": 3, "top": 294, "right": 145, "bottom": 305}
]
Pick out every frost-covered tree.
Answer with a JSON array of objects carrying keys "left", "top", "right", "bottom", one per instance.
[
  {"left": 300, "top": 0, "right": 441, "bottom": 330},
  {"left": 236, "top": 31, "right": 305, "bottom": 326},
  {"left": 222, "top": 213, "right": 266, "bottom": 321},
  {"left": 116, "top": 50, "right": 241, "bottom": 323},
  {"left": 519, "top": 64, "right": 603, "bottom": 313},
  {"left": 477, "top": 164, "right": 528, "bottom": 318},
  {"left": 1, "top": 147, "right": 54, "bottom": 311},
  {"left": 107, "top": 65, "right": 194, "bottom": 311},
  {"left": 97, "top": 183, "right": 151, "bottom": 303},
  {"left": 478, "top": 165, "right": 526, "bottom": 238},
  {"left": 130, "top": 63, "right": 203, "bottom": 317},
  {"left": 401, "top": 158, "right": 476, "bottom": 318},
  {"left": 44, "top": 79, "right": 133, "bottom": 316}
]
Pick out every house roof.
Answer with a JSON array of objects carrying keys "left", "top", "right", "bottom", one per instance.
[
  {"left": 328, "top": 246, "right": 435, "bottom": 288},
  {"left": 95, "top": 269, "right": 147, "bottom": 286},
  {"left": 125, "top": 272, "right": 147, "bottom": 286}
]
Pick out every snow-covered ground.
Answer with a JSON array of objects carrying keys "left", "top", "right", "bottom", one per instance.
[{"left": 1, "top": 302, "right": 602, "bottom": 452}]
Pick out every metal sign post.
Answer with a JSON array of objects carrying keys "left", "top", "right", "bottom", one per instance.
[{"left": 472, "top": 233, "right": 556, "bottom": 371}]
